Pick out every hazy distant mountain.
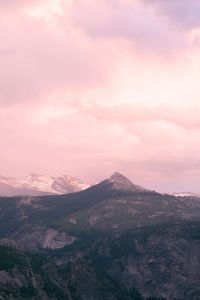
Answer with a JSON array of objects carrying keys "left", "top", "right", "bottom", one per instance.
[
  {"left": 0, "top": 173, "right": 91, "bottom": 196},
  {"left": 0, "top": 172, "right": 200, "bottom": 299},
  {"left": 173, "top": 192, "right": 200, "bottom": 198}
]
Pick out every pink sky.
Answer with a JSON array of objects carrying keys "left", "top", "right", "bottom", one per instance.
[{"left": 1, "top": 0, "right": 200, "bottom": 192}]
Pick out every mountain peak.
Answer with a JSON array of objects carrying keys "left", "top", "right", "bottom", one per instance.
[
  {"left": 0, "top": 173, "right": 90, "bottom": 196},
  {"left": 26, "top": 173, "right": 40, "bottom": 181},
  {"left": 109, "top": 172, "right": 130, "bottom": 182},
  {"left": 106, "top": 172, "right": 146, "bottom": 192}
]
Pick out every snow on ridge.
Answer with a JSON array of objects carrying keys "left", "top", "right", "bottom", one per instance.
[
  {"left": 0, "top": 173, "right": 91, "bottom": 196},
  {"left": 173, "top": 192, "right": 200, "bottom": 198}
]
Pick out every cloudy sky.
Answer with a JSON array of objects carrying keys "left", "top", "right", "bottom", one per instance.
[{"left": 1, "top": 0, "right": 200, "bottom": 192}]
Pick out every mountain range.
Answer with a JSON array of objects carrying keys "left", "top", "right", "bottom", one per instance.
[
  {"left": 0, "top": 172, "right": 200, "bottom": 299},
  {"left": 0, "top": 173, "right": 91, "bottom": 196},
  {"left": 1, "top": 172, "right": 199, "bottom": 198}
]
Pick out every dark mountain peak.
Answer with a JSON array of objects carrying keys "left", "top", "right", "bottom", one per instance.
[
  {"left": 106, "top": 172, "right": 147, "bottom": 192},
  {"left": 109, "top": 172, "right": 131, "bottom": 182}
]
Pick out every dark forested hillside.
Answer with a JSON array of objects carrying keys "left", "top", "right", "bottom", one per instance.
[{"left": 0, "top": 173, "right": 200, "bottom": 299}]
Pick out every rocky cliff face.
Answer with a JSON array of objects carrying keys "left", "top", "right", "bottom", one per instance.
[{"left": 0, "top": 173, "right": 200, "bottom": 299}]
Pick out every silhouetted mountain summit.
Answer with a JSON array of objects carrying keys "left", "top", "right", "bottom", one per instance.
[
  {"left": 106, "top": 172, "right": 149, "bottom": 192},
  {"left": 90, "top": 172, "right": 152, "bottom": 196}
]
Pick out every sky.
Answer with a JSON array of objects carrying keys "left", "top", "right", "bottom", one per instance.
[{"left": 1, "top": 0, "right": 200, "bottom": 193}]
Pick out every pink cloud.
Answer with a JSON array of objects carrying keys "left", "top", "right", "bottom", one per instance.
[
  {"left": 143, "top": 0, "right": 200, "bottom": 30},
  {"left": 1, "top": 99, "right": 200, "bottom": 193},
  {"left": 69, "top": 0, "right": 194, "bottom": 53},
  {"left": 0, "top": 11, "right": 117, "bottom": 105},
  {"left": 79, "top": 103, "right": 200, "bottom": 130},
  {"left": 1, "top": 0, "right": 200, "bottom": 193}
]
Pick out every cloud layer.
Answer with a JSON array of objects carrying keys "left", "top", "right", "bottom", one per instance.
[{"left": 1, "top": 0, "right": 200, "bottom": 192}]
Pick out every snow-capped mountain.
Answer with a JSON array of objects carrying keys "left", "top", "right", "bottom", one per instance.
[
  {"left": 173, "top": 192, "right": 200, "bottom": 198},
  {"left": 0, "top": 173, "right": 91, "bottom": 196}
]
